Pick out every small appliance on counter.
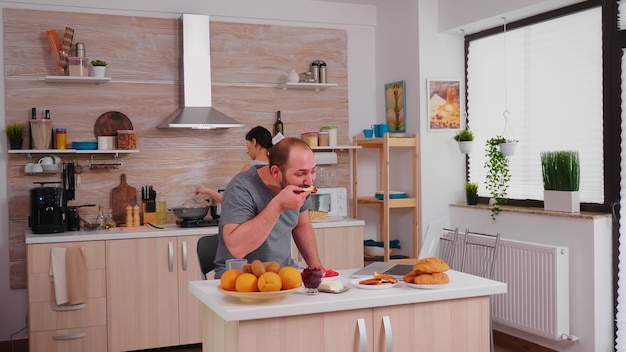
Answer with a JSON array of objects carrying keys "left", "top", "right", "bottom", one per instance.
[
  {"left": 311, "top": 187, "right": 347, "bottom": 218},
  {"left": 29, "top": 182, "right": 66, "bottom": 234}
]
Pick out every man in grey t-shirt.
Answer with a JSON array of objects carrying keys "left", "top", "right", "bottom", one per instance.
[{"left": 214, "top": 137, "right": 323, "bottom": 279}]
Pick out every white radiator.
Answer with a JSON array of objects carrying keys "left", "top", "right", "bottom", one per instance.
[{"left": 441, "top": 234, "right": 570, "bottom": 341}]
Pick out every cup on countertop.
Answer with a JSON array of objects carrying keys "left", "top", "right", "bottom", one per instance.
[
  {"left": 38, "top": 156, "right": 54, "bottom": 165},
  {"left": 226, "top": 258, "right": 247, "bottom": 271},
  {"left": 363, "top": 129, "right": 374, "bottom": 138}
]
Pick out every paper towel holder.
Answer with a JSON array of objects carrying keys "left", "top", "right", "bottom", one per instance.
[{"left": 313, "top": 152, "right": 337, "bottom": 165}]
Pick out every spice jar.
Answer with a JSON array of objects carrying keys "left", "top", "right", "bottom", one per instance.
[
  {"left": 117, "top": 130, "right": 136, "bottom": 150},
  {"left": 318, "top": 131, "right": 329, "bottom": 146},
  {"left": 320, "top": 125, "right": 337, "bottom": 146},
  {"left": 301, "top": 132, "right": 319, "bottom": 147}
]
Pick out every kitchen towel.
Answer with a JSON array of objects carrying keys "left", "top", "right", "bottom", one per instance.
[
  {"left": 66, "top": 246, "right": 87, "bottom": 305},
  {"left": 49, "top": 248, "right": 68, "bottom": 305},
  {"left": 49, "top": 247, "right": 87, "bottom": 306}
]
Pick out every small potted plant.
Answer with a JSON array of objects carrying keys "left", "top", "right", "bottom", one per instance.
[
  {"left": 541, "top": 150, "right": 580, "bottom": 212},
  {"left": 465, "top": 181, "right": 479, "bottom": 205},
  {"left": 453, "top": 128, "right": 474, "bottom": 154},
  {"left": 3, "top": 122, "right": 25, "bottom": 149},
  {"left": 90, "top": 59, "right": 108, "bottom": 78},
  {"left": 485, "top": 136, "right": 512, "bottom": 221}
]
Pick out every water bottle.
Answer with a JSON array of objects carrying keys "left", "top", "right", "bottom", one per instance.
[{"left": 156, "top": 192, "right": 167, "bottom": 225}]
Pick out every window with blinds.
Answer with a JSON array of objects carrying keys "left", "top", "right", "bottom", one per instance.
[{"left": 466, "top": 7, "right": 604, "bottom": 203}]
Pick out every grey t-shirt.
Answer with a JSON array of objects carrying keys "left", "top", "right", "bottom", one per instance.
[{"left": 213, "top": 166, "right": 309, "bottom": 278}]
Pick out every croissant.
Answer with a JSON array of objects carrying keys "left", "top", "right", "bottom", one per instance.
[
  {"left": 413, "top": 272, "right": 449, "bottom": 285},
  {"left": 413, "top": 257, "right": 450, "bottom": 274}
]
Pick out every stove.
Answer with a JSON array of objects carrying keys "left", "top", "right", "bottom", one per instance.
[{"left": 176, "top": 218, "right": 219, "bottom": 228}]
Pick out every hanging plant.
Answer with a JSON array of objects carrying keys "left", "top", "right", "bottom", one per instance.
[
  {"left": 453, "top": 128, "right": 474, "bottom": 154},
  {"left": 485, "top": 136, "right": 511, "bottom": 221}
]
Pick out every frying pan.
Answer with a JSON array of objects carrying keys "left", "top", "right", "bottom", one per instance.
[{"left": 170, "top": 206, "right": 209, "bottom": 220}]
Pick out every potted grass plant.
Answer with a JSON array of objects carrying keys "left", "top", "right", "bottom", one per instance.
[
  {"left": 453, "top": 128, "right": 474, "bottom": 154},
  {"left": 4, "top": 122, "right": 25, "bottom": 149},
  {"left": 541, "top": 150, "right": 580, "bottom": 212},
  {"left": 465, "top": 181, "right": 479, "bottom": 205},
  {"left": 485, "top": 136, "right": 512, "bottom": 221}
]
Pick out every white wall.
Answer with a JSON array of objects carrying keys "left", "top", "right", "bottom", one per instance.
[{"left": 0, "top": 0, "right": 380, "bottom": 341}]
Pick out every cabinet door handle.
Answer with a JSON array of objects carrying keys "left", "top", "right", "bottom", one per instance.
[
  {"left": 382, "top": 315, "right": 393, "bottom": 352},
  {"left": 52, "top": 332, "right": 86, "bottom": 340},
  {"left": 357, "top": 318, "right": 368, "bottom": 352},
  {"left": 168, "top": 241, "right": 174, "bottom": 272},
  {"left": 52, "top": 303, "right": 86, "bottom": 311},
  {"left": 182, "top": 240, "right": 188, "bottom": 271}
]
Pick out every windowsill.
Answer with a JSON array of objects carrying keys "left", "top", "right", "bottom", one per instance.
[{"left": 450, "top": 203, "right": 610, "bottom": 220}]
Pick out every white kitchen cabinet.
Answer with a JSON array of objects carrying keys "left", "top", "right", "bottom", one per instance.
[
  {"left": 106, "top": 235, "right": 204, "bottom": 351},
  {"left": 27, "top": 241, "right": 107, "bottom": 352},
  {"left": 292, "top": 225, "right": 363, "bottom": 269}
]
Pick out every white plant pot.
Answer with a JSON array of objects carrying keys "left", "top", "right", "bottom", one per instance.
[
  {"left": 457, "top": 141, "right": 473, "bottom": 154},
  {"left": 499, "top": 142, "right": 517, "bottom": 156},
  {"left": 92, "top": 66, "right": 106, "bottom": 78},
  {"left": 544, "top": 190, "right": 580, "bottom": 213}
]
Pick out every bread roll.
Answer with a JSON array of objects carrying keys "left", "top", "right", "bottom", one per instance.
[
  {"left": 413, "top": 272, "right": 449, "bottom": 285},
  {"left": 412, "top": 257, "right": 450, "bottom": 274}
]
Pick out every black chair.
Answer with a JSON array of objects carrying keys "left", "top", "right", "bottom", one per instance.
[{"left": 197, "top": 235, "right": 219, "bottom": 280}]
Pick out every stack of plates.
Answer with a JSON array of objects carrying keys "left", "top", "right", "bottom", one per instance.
[{"left": 374, "top": 191, "right": 408, "bottom": 200}]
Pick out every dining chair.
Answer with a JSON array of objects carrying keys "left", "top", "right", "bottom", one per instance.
[
  {"left": 459, "top": 230, "right": 501, "bottom": 352},
  {"left": 197, "top": 235, "right": 219, "bottom": 280},
  {"left": 438, "top": 227, "right": 468, "bottom": 271}
]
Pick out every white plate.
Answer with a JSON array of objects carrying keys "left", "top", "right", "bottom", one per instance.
[
  {"left": 351, "top": 278, "right": 398, "bottom": 290},
  {"left": 405, "top": 282, "right": 451, "bottom": 290}
]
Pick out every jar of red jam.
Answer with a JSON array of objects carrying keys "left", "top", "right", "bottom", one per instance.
[{"left": 117, "top": 130, "right": 136, "bottom": 150}]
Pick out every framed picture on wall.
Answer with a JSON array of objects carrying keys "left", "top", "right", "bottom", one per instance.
[
  {"left": 385, "top": 80, "right": 406, "bottom": 133},
  {"left": 427, "top": 79, "right": 461, "bottom": 131}
]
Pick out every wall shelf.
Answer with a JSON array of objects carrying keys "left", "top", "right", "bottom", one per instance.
[
  {"left": 311, "top": 145, "right": 361, "bottom": 151},
  {"left": 276, "top": 82, "right": 338, "bottom": 91},
  {"left": 9, "top": 149, "right": 139, "bottom": 158},
  {"left": 44, "top": 76, "right": 111, "bottom": 84}
]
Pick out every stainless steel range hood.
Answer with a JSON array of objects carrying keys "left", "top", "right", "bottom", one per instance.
[{"left": 158, "top": 14, "right": 243, "bottom": 130}]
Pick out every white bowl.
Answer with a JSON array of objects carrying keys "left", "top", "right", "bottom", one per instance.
[
  {"left": 42, "top": 164, "right": 59, "bottom": 172},
  {"left": 364, "top": 246, "right": 396, "bottom": 256}
]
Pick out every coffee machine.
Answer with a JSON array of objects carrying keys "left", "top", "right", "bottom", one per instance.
[{"left": 29, "top": 182, "right": 66, "bottom": 234}]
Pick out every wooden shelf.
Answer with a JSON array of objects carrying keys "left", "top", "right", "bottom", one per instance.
[
  {"left": 44, "top": 76, "right": 111, "bottom": 84},
  {"left": 276, "top": 82, "right": 338, "bottom": 91},
  {"left": 352, "top": 133, "right": 420, "bottom": 262}
]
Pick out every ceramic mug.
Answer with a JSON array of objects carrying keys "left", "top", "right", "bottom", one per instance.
[
  {"left": 24, "top": 163, "right": 36, "bottom": 173},
  {"left": 363, "top": 129, "right": 374, "bottom": 138},
  {"left": 373, "top": 124, "right": 390, "bottom": 138},
  {"left": 38, "top": 156, "right": 54, "bottom": 165},
  {"left": 29, "top": 164, "right": 43, "bottom": 173}
]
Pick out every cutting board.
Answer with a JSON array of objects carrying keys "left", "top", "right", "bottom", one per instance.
[{"left": 110, "top": 174, "right": 137, "bottom": 226}]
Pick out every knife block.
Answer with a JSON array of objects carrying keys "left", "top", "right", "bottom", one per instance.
[{"left": 142, "top": 202, "right": 157, "bottom": 225}]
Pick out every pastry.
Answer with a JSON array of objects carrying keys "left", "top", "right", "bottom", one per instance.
[
  {"left": 302, "top": 185, "right": 318, "bottom": 193},
  {"left": 413, "top": 257, "right": 450, "bottom": 274},
  {"left": 374, "top": 271, "right": 398, "bottom": 284},
  {"left": 413, "top": 272, "right": 449, "bottom": 285},
  {"left": 309, "top": 210, "right": 329, "bottom": 220}
]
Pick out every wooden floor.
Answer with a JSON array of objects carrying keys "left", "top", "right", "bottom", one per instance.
[{"left": 2, "top": 331, "right": 557, "bottom": 352}]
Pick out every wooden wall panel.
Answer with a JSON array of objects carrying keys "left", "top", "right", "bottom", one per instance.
[{"left": 4, "top": 8, "right": 349, "bottom": 289}]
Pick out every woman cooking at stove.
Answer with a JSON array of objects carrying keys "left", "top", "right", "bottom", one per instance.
[{"left": 194, "top": 125, "right": 272, "bottom": 202}]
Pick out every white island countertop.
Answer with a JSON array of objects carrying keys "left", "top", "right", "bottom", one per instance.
[
  {"left": 189, "top": 269, "right": 506, "bottom": 322},
  {"left": 25, "top": 217, "right": 365, "bottom": 244}
]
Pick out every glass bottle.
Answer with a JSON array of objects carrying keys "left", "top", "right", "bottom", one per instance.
[
  {"left": 156, "top": 192, "right": 167, "bottom": 225},
  {"left": 273, "top": 111, "right": 284, "bottom": 137},
  {"left": 104, "top": 209, "right": 116, "bottom": 229},
  {"left": 96, "top": 205, "right": 105, "bottom": 229}
]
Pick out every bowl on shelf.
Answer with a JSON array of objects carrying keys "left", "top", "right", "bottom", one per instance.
[
  {"left": 72, "top": 141, "right": 98, "bottom": 150},
  {"left": 364, "top": 246, "right": 397, "bottom": 256}
]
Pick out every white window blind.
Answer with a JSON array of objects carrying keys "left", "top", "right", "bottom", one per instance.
[
  {"left": 616, "top": 47, "right": 626, "bottom": 352},
  {"left": 466, "top": 8, "right": 604, "bottom": 203}
]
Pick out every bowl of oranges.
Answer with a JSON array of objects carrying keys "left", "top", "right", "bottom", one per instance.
[{"left": 218, "top": 259, "right": 303, "bottom": 303}]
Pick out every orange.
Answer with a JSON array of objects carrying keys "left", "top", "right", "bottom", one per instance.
[
  {"left": 278, "top": 266, "right": 302, "bottom": 290},
  {"left": 220, "top": 269, "right": 242, "bottom": 291},
  {"left": 257, "top": 272, "right": 282, "bottom": 292},
  {"left": 235, "top": 273, "right": 259, "bottom": 292}
]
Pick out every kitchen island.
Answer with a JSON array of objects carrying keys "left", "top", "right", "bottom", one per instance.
[
  {"left": 189, "top": 270, "right": 506, "bottom": 352},
  {"left": 25, "top": 218, "right": 364, "bottom": 352}
]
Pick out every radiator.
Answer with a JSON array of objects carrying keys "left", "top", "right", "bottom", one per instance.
[{"left": 440, "top": 233, "right": 570, "bottom": 341}]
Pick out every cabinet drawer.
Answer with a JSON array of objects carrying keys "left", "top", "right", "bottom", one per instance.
[
  {"left": 27, "top": 241, "right": 105, "bottom": 274},
  {"left": 29, "top": 325, "right": 107, "bottom": 352},
  {"left": 29, "top": 297, "right": 107, "bottom": 332}
]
